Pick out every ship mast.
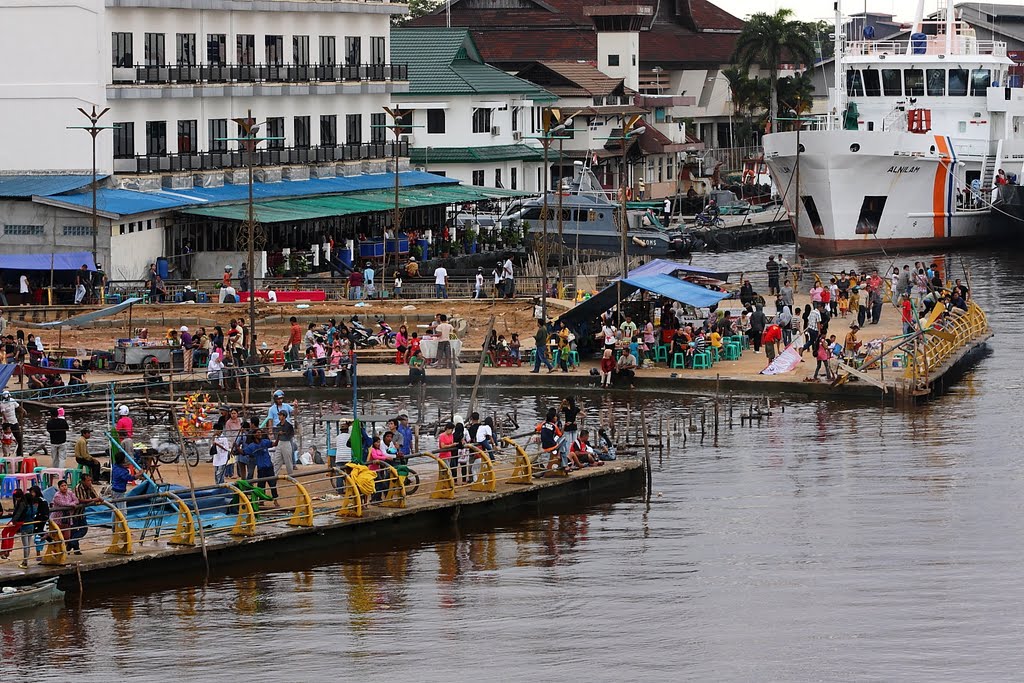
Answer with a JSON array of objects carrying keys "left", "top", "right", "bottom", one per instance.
[{"left": 833, "top": 1, "right": 844, "bottom": 130}]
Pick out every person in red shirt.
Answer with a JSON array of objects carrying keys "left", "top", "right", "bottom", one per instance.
[
  {"left": 287, "top": 316, "right": 302, "bottom": 369},
  {"left": 900, "top": 295, "right": 915, "bottom": 336},
  {"left": 761, "top": 323, "right": 783, "bottom": 362},
  {"left": 599, "top": 348, "right": 616, "bottom": 388}
]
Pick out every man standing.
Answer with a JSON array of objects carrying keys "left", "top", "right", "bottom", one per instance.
[
  {"left": 434, "top": 264, "right": 449, "bottom": 299},
  {"left": 779, "top": 279, "right": 794, "bottom": 310},
  {"left": 287, "top": 316, "right": 302, "bottom": 369},
  {"left": 502, "top": 257, "right": 515, "bottom": 298},
  {"left": 19, "top": 273, "right": 29, "bottom": 305},
  {"left": 0, "top": 390, "right": 23, "bottom": 457},
  {"left": 238, "top": 263, "right": 249, "bottom": 293},
  {"left": 474, "top": 268, "right": 485, "bottom": 299},
  {"left": 434, "top": 314, "right": 454, "bottom": 368},
  {"left": 620, "top": 315, "right": 637, "bottom": 340},
  {"left": 663, "top": 197, "right": 672, "bottom": 225},
  {"left": 900, "top": 295, "right": 915, "bottom": 335},
  {"left": 766, "top": 255, "right": 780, "bottom": 295},
  {"left": 531, "top": 319, "right": 554, "bottom": 373},
  {"left": 492, "top": 263, "right": 504, "bottom": 298},
  {"left": 897, "top": 264, "right": 912, "bottom": 299},
  {"left": 46, "top": 407, "right": 70, "bottom": 469},
  {"left": 180, "top": 326, "right": 193, "bottom": 374},
  {"left": 347, "top": 269, "right": 363, "bottom": 300},
  {"left": 363, "top": 261, "right": 375, "bottom": 298},
  {"left": 396, "top": 414, "right": 414, "bottom": 458}
]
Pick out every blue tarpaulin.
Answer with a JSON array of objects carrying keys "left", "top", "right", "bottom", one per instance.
[
  {"left": 622, "top": 259, "right": 731, "bottom": 282},
  {"left": 0, "top": 364, "right": 16, "bottom": 392},
  {"left": 559, "top": 273, "right": 729, "bottom": 325},
  {"left": 35, "top": 297, "right": 143, "bottom": 328},
  {"left": 0, "top": 251, "right": 96, "bottom": 271}
]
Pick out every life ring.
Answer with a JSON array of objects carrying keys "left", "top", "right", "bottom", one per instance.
[
  {"left": 625, "top": 187, "right": 633, "bottom": 201},
  {"left": 742, "top": 169, "right": 756, "bottom": 184}
]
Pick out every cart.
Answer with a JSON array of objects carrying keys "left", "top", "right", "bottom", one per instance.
[{"left": 111, "top": 345, "right": 180, "bottom": 375}]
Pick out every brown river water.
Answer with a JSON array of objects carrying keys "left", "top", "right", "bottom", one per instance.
[{"left": 1, "top": 246, "right": 1021, "bottom": 681}]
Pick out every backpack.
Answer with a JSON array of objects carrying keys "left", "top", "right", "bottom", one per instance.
[{"left": 819, "top": 309, "right": 831, "bottom": 326}]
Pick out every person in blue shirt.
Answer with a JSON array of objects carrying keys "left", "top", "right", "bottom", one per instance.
[
  {"left": 244, "top": 429, "right": 278, "bottom": 505},
  {"left": 266, "top": 390, "right": 294, "bottom": 429},
  {"left": 110, "top": 452, "right": 133, "bottom": 523},
  {"left": 396, "top": 414, "right": 414, "bottom": 458},
  {"left": 363, "top": 262, "right": 375, "bottom": 298}
]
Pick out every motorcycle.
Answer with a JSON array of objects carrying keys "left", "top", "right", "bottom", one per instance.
[
  {"left": 375, "top": 319, "right": 397, "bottom": 349},
  {"left": 347, "top": 317, "right": 379, "bottom": 348},
  {"left": 693, "top": 211, "right": 724, "bottom": 228}
]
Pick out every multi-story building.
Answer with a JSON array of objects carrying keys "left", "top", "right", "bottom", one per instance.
[{"left": 390, "top": 28, "right": 556, "bottom": 191}]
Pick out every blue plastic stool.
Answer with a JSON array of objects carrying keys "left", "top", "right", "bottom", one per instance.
[
  {"left": 670, "top": 352, "right": 686, "bottom": 369},
  {"left": 655, "top": 345, "right": 669, "bottom": 363},
  {"left": 723, "top": 342, "right": 741, "bottom": 360},
  {"left": 692, "top": 351, "right": 712, "bottom": 369}
]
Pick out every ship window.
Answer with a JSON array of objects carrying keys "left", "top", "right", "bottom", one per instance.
[
  {"left": 862, "top": 68, "right": 881, "bottom": 96},
  {"left": 904, "top": 69, "right": 924, "bottom": 96},
  {"left": 949, "top": 68, "right": 968, "bottom": 96},
  {"left": 881, "top": 69, "right": 902, "bottom": 96},
  {"left": 970, "top": 69, "right": 991, "bottom": 96},
  {"left": 926, "top": 68, "right": 945, "bottom": 96},
  {"left": 800, "top": 196, "right": 825, "bottom": 236},
  {"left": 856, "top": 196, "right": 886, "bottom": 234},
  {"left": 846, "top": 69, "right": 864, "bottom": 96}
]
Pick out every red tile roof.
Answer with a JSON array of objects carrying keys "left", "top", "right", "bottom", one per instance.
[{"left": 409, "top": 0, "right": 742, "bottom": 68}]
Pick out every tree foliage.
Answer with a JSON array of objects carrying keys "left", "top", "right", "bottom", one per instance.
[{"left": 392, "top": 0, "right": 444, "bottom": 26}]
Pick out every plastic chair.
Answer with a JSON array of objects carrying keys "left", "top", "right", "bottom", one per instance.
[
  {"left": 670, "top": 352, "right": 687, "bottom": 369},
  {"left": 723, "top": 343, "right": 741, "bottom": 361},
  {"left": 568, "top": 350, "right": 580, "bottom": 366},
  {"left": 710, "top": 346, "right": 721, "bottom": 363},
  {"left": 64, "top": 467, "right": 82, "bottom": 488},
  {"left": 35, "top": 467, "right": 67, "bottom": 488},
  {"left": 692, "top": 351, "right": 712, "bottom": 369},
  {"left": 272, "top": 349, "right": 285, "bottom": 365},
  {"left": 655, "top": 345, "right": 669, "bottom": 363},
  {"left": 1, "top": 472, "right": 38, "bottom": 498}
]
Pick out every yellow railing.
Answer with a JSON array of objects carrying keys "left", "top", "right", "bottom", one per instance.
[{"left": 904, "top": 301, "right": 989, "bottom": 380}]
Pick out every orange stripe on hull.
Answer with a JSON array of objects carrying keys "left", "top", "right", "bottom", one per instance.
[{"left": 932, "top": 136, "right": 949, "bottom": 239}]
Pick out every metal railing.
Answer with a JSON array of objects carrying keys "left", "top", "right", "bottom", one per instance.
[
  {"left": 845, "top": 38, "right": 1007, "bottom": 57},
  {"left": 115, "top": 142, "right": 408, "bottom": 174},
  {"left": 111, "top": 62, "right": 408, "bottom": 86},
  {"left": 903, "top": 300, "right": 989, "bottom": 380}
]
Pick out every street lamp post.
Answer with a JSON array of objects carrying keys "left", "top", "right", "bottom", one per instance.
[
  {"left": 68, "top": 105, "right": 113, "bottom": 296},
  {"left": 604, "top": 116, "right": 646, "bottom": 325},
  {"left": 529, "top": 108, "right": 574, "bottom": 321},
  {"left": 380, "top": 108, "right": 419, "bottom": 299},
  {"left": 707, "top": 74, "right": 735, "bottom": 150}
]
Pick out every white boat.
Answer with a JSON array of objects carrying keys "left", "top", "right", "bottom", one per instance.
[
  {"left": 763, "top": 1, "right": 1024, "bottom": 255},
  {"left": 0, "top": 578, "right": 64, "bottom": 614}
]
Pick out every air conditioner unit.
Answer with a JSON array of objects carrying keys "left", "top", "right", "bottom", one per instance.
[
  {"left": 400, "top": 133, "right": 415, "bottom": 145},
  {"left": 490, "top": 126, "right": 500, "bottom": 136},
  {"left": 512, "top": 131, "right": 523, "bottom": 141}
]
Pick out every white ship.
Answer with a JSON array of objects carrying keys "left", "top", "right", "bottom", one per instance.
[{"left": 763, "top": 1, "right": 1024, "bottom": 255}]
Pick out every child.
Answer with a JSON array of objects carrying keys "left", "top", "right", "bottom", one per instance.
[
  {"left": 1, "top": 423, "right": 17, "bottom": 457},
  {"left": 509, "top": 333, "right": 521, "bottom": 363},
  {"left": 599, "top": 349, "right": 615, "bottom": 388},
  {"left": 838, "top": 290, "right": 849, "bottom": 318},
  {"left": 393, "top": 273, "right": 403, "bottom": 299}
]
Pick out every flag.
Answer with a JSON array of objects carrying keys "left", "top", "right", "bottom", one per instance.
[{"left": 760, "top": 332, "right": 805, "bottom": 375}]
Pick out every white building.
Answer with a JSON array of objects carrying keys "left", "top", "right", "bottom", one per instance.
[
  {"left": 390, "top": 28, "right": 556, "bottom": 192},
  {"left": 0, "top": 0, "right": 414, "bottom": 285}
]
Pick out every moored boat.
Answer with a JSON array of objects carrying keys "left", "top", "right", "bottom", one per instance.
[{"left": 0, "top": 578, "right": 64, "bottom": 614}]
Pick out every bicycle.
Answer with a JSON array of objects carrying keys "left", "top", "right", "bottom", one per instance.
[{"left": 157, "top": 440, "right": 201, "bottom": 467}]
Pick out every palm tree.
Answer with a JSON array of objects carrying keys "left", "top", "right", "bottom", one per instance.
[{"left": 733, "top": 9, "right": 815, "bottom": 133}]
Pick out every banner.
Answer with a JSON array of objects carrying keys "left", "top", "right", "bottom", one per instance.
[{"left": 760, "top": 332, "right": 805, "bottom": 375}]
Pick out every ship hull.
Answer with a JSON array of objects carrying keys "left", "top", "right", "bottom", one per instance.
[{"left": 763, "top": 130, "right": 1005, "bottom": 256}]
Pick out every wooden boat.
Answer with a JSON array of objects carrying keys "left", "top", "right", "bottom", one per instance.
[{"left": 0, "top": 578, "right": 64, "bottom": 614}]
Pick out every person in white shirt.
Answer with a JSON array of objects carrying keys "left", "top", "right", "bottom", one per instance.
[
  {"left": 19, "top": 274, "right": 29, "bottom": 304},
  {"left": 502, "top": 258, "right": 515, "bottom": 298},
  {"left": 474, "top": 268, "right": 484, "bottom": 299},
  {"left": 434, "top": 266, "right": 449, "bottom": 299},
  {"left": 74, "top": 283, "right": 87, "bottom": 305},
  {"left": 492, "top": 264, "right": 503, "bottom": 297},
  {"left": 266, "top": 289, "right": 278, "bottom": 303},
  {"left": 599, "top": 321, "right": 616, "bottom": 351},
  {"left": 363, "top": 262, "right": 375, "bottom": 297},
  {"left": 393, "top": 273, "right": 403, "bottom": 298}
]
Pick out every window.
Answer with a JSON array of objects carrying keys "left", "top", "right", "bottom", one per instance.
[
  {"left": 904, "top": 69, "right": 924, "bottom": 97},
  {"left": 472, "top": 108, "right": 492, "bottom": 133},
  {"left": 472, "top": 170, "right": 485, "bottom": 186},
  {"left": 345, "top": 36, "right": 361, "bottom": 65},
  {"left": 666, "top": 156, "right": 674, "bottom": 182},
  {"left": 949, "top": 68, "right": 968, "bottom": 96},
  {"left": 370, "top": 113, "right": 386, "bottom": 143},
  {"left": 266, "top": 35, "right": 284, "bottom": 65},
  {"left": 293, "top": 35, "right": 310, "bottom": 64},
  {"left": 862, "top": 68, "right": 881, "bottom": 96},
  {"left": 267, "top": 117, "right": 285, "bottom": 150},
  {"left": 926, "top": 68, "right": 945, "bottom": 96},
  {"left": 320, "top": 115, "right": 337, "bottom": 146},
  {"left": 510, "top": 167, "right": 517, "bottom": 190},
  {"left": 846, "top": 69, "right": 864, "bottom": 97},
  {"left": 881, "top": 69, "right": 902, "bottom": 96},
  {"left": 112, "top": 32, "right": 133, "bottom": 67},
  {"left": 801, "top": 196, "right": 825, "bottom": 235},
  {"left": 346, "top": 114, "right": 362, "bottom": 144},
  {"left": 319, "top": 36, "right": 336, "bottom": 65},
  {"left": 495, "top": 169, "right": 503, "bottom": 188},
  {"left": 113, "top": 122, "right": 134, "bottom": 158},
  {"left": 608, "top": 54, "right": 620, "bottom": 67},
  {"left": 427, "top": 109, "right": 446, "bottom": 134},
  {"left": 176, "top": 33, "right": 196, "bottom": 65},
  {"left": 855, "top": 196, "right": 886, "bottom": 234},
  {"left": 62, "top": 226, "right": 94, "bottom": 237},
  {"left": 146, "top": 121, "right": 167, "bottom": 155},
  {"left": 209, "top": 119, "right": 228, "bottom": 152},
  {"left": 3, "top": 225, "right": 43, "bottom": 236},
  {"left": 512, "top": 106, "right": 520, "bottom": 131},
  {"left": 294, "top": 116, "right": 311, "bottom": 149},
  {"left": 970, "top": 69, "right": 991, "bottom": 96},
  {"left": 207, "top": 34, "right": 226, "bottom": 65},
  {"left": 177, "top": 120, "right": 197, "bottom": 153},
  {"left": 144, "top": 33, "right": 165, "bottom": 66},
  {"left": 371, "top": 37, "right": 386, "bottom": 65},
  {"left": 237, "top": 34, "right": 255, "bottom": 65}
]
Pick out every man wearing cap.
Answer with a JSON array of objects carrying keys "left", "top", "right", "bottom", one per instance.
[
  {"left": 502, "top": 257, "right": 515, "bottom": 298},
  {"left": 46, "top": 407, "right": 70, "bottom": 469},
  {"left": 396, "top": 414, "right": 414, "bottom": 458},
  {"left": 180, "top": 326, "right": 193, "bottom": 373},
  {"left": 75, "top": 428, "right": 101, "bottom": 481},
  {"left": 0, "top": 390, "right": 23, "bottom": 457},
  {"left": 474, "top": 268, "right": 484, "bottom": 299},
  {"left": 363, "top": 262, "right": 375, "bottom": 298},
  {"left": 267, "top": 390, "right": 294, "bottom": 430}
]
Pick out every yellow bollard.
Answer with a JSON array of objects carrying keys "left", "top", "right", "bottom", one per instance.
[
  {"left": 164, "top": 491, "right": 196, "bottom": 546},
  {"left": 502, "top": 437, "right": 533, "bottom": 485},
  {"left": 281, "top": 475, "right": 314, "bottom": 527},
  {"left": 419, "top": 452, "right": 456, "bottom": 499},
  {"left": 105, "top": 503, "right": 135, "bottom": 555},
  {"left": 379, "top": 464, "right": 407, "bottom": 508},
  {"left": 467, "top": 445, "right": 496, "bottom": 492},
  {"left": 41, "top": 521, "right": 67, "bottom": 566},
  {"left": 338, "top": 472, "right": 364, "bottom": 518},
  {"left": 224, "top": 483, "right": 256, "bottom": 537}
]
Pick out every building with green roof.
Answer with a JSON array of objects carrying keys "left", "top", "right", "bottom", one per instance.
[{"left": 390, "top": 28, "right": 556, "bottom": 193}]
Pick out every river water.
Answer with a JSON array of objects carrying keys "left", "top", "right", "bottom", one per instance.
[{"left": 2, "top": 246, "right": 1021, "bottom": 681}]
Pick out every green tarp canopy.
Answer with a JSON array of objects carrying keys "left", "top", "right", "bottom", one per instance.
[{"left": 182, "top": 185, "right": 529, "bottom": 223}]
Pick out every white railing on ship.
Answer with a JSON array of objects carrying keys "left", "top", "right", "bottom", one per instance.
[{"left": 846, "top": 39, "right": 1007, "bottom": 58}]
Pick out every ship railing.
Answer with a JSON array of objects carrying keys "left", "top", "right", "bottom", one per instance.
[
  {"left": 8, "top": 432, "right": 571, "bottom": 564},
  {"left": 903, "top": 300, "right": 989, "bottom": 381},
  {"left": 846, "top": 38, "right": 1006, "bottom": 58}
]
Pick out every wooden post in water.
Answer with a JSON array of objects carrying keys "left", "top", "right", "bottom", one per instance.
[
  {"left": 468, "top": 314, "right": 495, "bottom": 417},
  {"left": 169, "top": 407, "right": 210, "bottom": 580},
  {"left": 640, "top": 409, "right": 653, "bottom": 493},
  {"left": 714, "top": 373, "right": 720, "bottom": 446}
]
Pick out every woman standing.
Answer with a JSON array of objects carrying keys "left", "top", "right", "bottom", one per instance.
[
  {"left": 50, "top": 479, "right": 78, "bottom": 551},
  {"left": 559, "top": 397, "right": 584, "bottom": 464},
  {"left": 0, "top": 489, "right": 26, "bottom": 561},
  {"left": 394, "top": 325, "right": 410, "bottom": 364}
]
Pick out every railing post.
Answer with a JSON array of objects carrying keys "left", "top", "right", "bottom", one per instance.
[
  {"left": 468, "top": 445, "right": 496, "bottom": 492},
  {"left": 225, "top": 483, "right": 257, "bottom": 537},
  {"left": 419, "top": 452, "right": 455, "bottom": 499},
  {"left": 502, "top": 437, "right": 533, "bottom": 484},
  {"left": 163, "top": 491, "right": 196, "bottom": 546},
  {"left": 378, "top": 464, "right": 407, "bottom": 508},
  {"left": 41, "top": 521, "right": 68, "bottom": 566},
  {"left": 281, "top": 475, "right": 314, "bottom": 527},
  {"left": 337, "top": 470, "right": 364, "bottom": 518},
  {"left": 104, "top": 501, "right": 135, "bottom": 555}
]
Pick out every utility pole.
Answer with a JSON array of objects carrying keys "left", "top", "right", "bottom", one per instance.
[
  {"left": 381, "top": 107, "right": 416, "bottom": 298},
  {"left": 69, "top": 105, "right": 112, "bottom": 273},
  {"left": 613, "top": 115, "right": 646, "bottom": 325}
]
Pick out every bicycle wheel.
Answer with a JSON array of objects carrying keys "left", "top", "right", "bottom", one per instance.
[
  {"left": 184, "top": 441, "right": 200, "bottom": 467},
  {"left": 403, "top": 468, "right": 420, "bottom": 497},
  {"left": 157, "top": 447, "right": 180, "bottom": 464}
]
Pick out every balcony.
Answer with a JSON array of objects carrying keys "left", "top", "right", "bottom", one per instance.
[
  {"left": 114, "top": 142, "right": 409, "bottom": 174},
  {"left": 110, "top": 63, "right": 409, "bottom": 86}
]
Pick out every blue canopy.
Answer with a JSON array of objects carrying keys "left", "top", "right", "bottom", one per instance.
[
  {"left": 0, "top": 251, "right": 96, "bottom": 271},
  {"left": 559, "top": 273, "right": 729, "bottom": 325},
  {"left": 624, "top": 259, "right": 731, "bottom": 282},
  {"left": 0, "top": 364, "right": 16, "bottom": 392}
]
